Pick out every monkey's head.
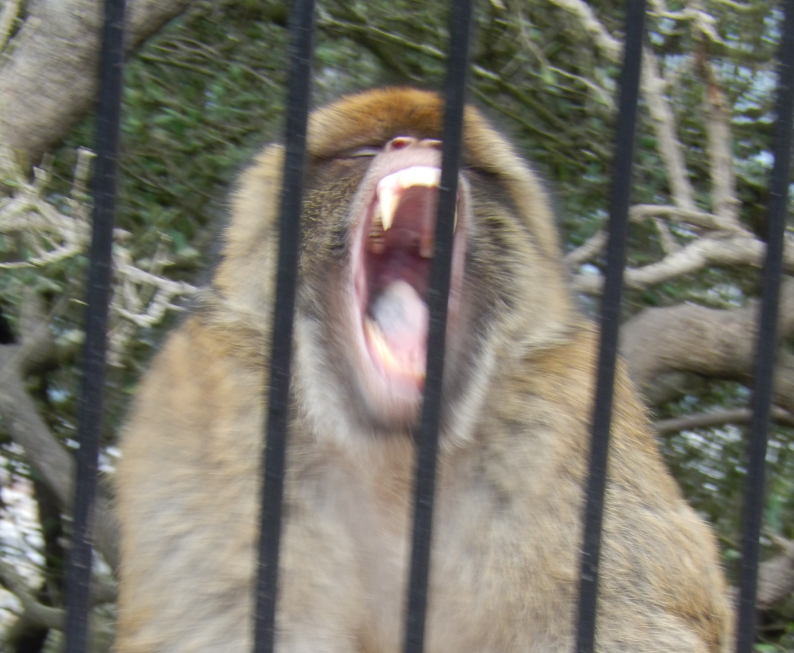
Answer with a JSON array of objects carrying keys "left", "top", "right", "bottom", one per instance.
[{"left": 216, "top": 88, "right": 575, "bottom": 444}]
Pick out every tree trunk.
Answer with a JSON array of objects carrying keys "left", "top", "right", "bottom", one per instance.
[{"left": 0, "top": 0, "right": 195, "bottom": 167}]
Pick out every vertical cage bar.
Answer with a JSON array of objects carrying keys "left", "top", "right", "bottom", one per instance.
[
  {"left": 253, "top": 0, "right": 315, "bottom": 651},
  {"left": 574, "top": 1, "right": 646, "bottom": 652},
  {"left": 735, "top": 0, "right": 794, "bottom": 650},
  {"left": 402, "top": 2, "right": 473, "bottom": 653},
  {"left": 63, "top": 0, "right": 126, "bottom": 651}
]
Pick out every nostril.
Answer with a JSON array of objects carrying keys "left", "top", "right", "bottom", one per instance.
[
  {"left": 421, "top": 139, "right": 442, "bottom": 150},
  {"left": 387, "top": 136, "right": 417, "bottom": 151}
]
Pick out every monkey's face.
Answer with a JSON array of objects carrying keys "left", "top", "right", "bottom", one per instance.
[{"left": 284, "top": 89, "right": 573, "bottom": 441}]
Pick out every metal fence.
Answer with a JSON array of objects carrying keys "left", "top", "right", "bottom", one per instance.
[{"left": 60, "top": 0, "right": 794, "bottom": 652}]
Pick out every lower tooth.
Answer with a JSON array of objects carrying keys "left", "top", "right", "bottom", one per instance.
[{"left": 366, "top": 318, "right": 394, "bottom": 366}]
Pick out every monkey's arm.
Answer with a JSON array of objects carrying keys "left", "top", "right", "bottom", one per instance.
[
  {"left": 491, "top": 330, "right": 733, "bottom": 653},
  {"left": 114, "top": 317, "right": 361, "bottom": 653},
  {"left": 114, "top": 317, "right": 262, "bottom": 651}
]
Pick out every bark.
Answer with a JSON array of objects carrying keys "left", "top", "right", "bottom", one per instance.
[
  {"left": 758, "top": 538, "right": 794, "bottom": 610},
  {"left": 0, "top": 339, "right": 120, "bottom": 571},
  {"left": 622, "top": 278, "right": 794, "bottom": 413},
  {"left": 0, "top": 0, "right": 195, "bottom": 167}
]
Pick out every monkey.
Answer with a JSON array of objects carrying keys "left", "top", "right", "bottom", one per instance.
[{"left": 114, "top": 88, "right": 732, "bottom": 653}]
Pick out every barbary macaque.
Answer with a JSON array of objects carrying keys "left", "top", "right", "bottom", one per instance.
[{"left": 115, "top": 88, "right": 731, "bottom": 653}]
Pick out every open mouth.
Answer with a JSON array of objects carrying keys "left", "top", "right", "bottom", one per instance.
[{"left": 350, "top": 146, "right": 467, "bottom": 421}]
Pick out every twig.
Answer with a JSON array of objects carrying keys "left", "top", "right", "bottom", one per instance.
[
  {"left": 573, "top": 233, "right": 794, "bottom": 293},
  {"left": 547, "top": 0, "right": 621, "bottom": 61},
  {"left": 711, "top": 0, "right": 754, "bottom": 11},
  {"left": 546, "top": 0, "right": 700, "bottom": 212},
  {"left": 565, "top": 231, "right": 607, "bottom": 266},
  {"left": 1, "top": 149, "right": 197, "bottom": 366},
  {"left": 696, "top": 44, "right": 740, "bottom": 224},
  {"left": 629, "top": 204, "right": 746, "bottom": 232},
  {"left": 655, "top": 407, "right": 794, "bottom": 436},
  {"left": 0, "top": 148, "right": 93, "bottom": 269},
  {"left": 653, "top": 217, "right": 679, "bottom": 254},
  {"left": 641, "top": 48, "right": 697, "bottom": 210}
]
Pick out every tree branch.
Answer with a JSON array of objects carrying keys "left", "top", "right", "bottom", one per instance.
[
  {"left": 641, "top": 48, "right": 697, "bottom": 210},
  {"left": 0, "top": 0, "right": 195, "bottom": 166},
  {"left": 573, "top": 233, "right": 794, "bottom": 294},
  {"left": 654, "top": 407, "right": 794, "bottom": 436},
  {"left": 757, "top": 538, "right": 794, "bottom": 610},
  {"left": 0, "top": 558, "right": 63, "bottom": 630},
  {"left": 547, "top": 0, "right": 699, "bottom": 212},
  {"left": 0, "top": 335, "right": 119, "bottom": 570},
  {"left": 697, "top": 45, "right": 740, "bottom": 224},
  {"left": 622, "top": 278, "right": 794, "bottom": 414},
  {"left": 629, "top": 204, "right": 745, "bottom": 233},
  {"left": 565, "top": 230, "right": 606, "bottom": 266},
  {"left": 0, "top": 555, "right": 116, "bottom": 634}
]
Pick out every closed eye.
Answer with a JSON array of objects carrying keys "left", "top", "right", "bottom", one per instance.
[{"left": 342, "top": 146, "right": 380, "bottom": 159}]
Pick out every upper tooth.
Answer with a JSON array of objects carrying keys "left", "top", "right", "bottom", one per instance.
[
  {"left": 376, "top": 166, "right": 441, "bottom": 232},
  {"left": 395, "top": 166, "right": 441, "bottom": 189},
  {"left": 379, "top": 187, "right": 398, "bottom": 231}
]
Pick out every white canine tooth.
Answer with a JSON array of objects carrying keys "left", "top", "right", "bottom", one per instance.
[
  {"left": 395, "top": 166, "right": 441, "bottom": 189},
  {"left": 378, "top": 187, "right": 398, "bottom": 231},
  {"left": 454, "top": 207, "right": 458, "bottom": 233},
  {"left": 365, "top": 317, "right": 397, "bottom": 367},
  {"left": 376, "top": 167, "right": 442, "bottom": 232}
]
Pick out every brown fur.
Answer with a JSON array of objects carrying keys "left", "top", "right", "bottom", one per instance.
[{"left": 115, "top": 88, "right": 731, "bottom": 653}]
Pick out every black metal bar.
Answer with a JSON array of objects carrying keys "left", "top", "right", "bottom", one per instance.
[
  {"left": 253, "top": 0, "right": 314, "bottom": 651},
  {"left": 402, "top": 2, "right": 473, "bottom": 653},
  {"left": 735, "top": 0, "right": 794, "bottom": 649},
  {"left": 574, "top": 1, "right": 646, "bottom": 652},
  {"left": 63, "top": 1, "right": 126, "bottom": 651}
]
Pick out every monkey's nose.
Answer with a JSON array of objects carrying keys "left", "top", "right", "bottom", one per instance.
[{"left": 385, "top": 136, "right": 442, "bottom": 151}]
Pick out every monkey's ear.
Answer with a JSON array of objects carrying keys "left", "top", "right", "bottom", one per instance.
[{"left": 213, "top": 145, "right": 284, "bottom": 317}]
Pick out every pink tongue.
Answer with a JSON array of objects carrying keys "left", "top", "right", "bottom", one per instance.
[{"left": 371, "top": 281, "right": 428, "bottom": 368}]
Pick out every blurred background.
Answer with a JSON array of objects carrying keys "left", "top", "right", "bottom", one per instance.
[{"left": 0, "top": 0, "right": 791, "bottom": 650}]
